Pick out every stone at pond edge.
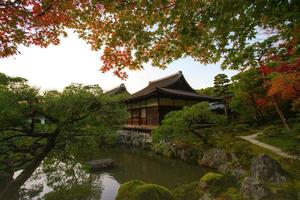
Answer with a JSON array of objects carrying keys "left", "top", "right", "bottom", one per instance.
[
  {"left": 198, "top": 148, "right": 246, "bottom": 177},
  {"left": 116, "top": 180, "right": 176, "bottom": 200},
  {"left": 86, "top": 158, "right": 115, "bottom": 171},
  {"left": 199, "top": 148, "right": 227, "bottom": 168}
]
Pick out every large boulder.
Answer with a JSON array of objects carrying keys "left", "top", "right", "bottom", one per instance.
[
  {"left": 250, "top": 154, "right": 287, "bottom": 184},
  {"left": 198, "top": 148, "right": 228, "bottom": 168},
  {"left": 86, "top": 158, "right": 115, "bottom": 171},
  {"left": 240, "top": 177, "right": 271, "bottom": 200},
  {"left": 116, "top": 180, "right": 176, "bottom": 200},
  {"left": 240, "top": 154, "right": 287, "bottom": 200},
  {"left": 199, "top": 148, "right": 246, "bottom": 177}
]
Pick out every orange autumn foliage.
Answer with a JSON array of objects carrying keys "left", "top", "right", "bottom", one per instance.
[{"left": 267, "top": 73, "right": 300, "bottom": 100}]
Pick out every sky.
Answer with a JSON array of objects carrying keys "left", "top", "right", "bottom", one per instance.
[{"left": 0, "top": 31, "right": 238, "bottom": 94}]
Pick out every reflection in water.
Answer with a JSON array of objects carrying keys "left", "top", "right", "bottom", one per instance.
[
  {"left": 95, "top": 174, "right": 120, "bottom": 200},
  {"left": 2, "top": 147, "right": 207, "bottom": 200}
]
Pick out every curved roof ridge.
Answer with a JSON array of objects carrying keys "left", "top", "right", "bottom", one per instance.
[
  {"left": 149, "top": 71, "right": 182, "bottom": 84},
  {"left": 105, "top": 83, "right": 125, "bottom": 92}
]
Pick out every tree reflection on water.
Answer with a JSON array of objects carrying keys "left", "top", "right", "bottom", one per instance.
[{"left": 0, "top": 147, "right": 206, "bottom": 200}]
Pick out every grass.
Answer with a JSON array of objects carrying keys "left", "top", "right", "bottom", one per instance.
[{"left": 257, "top": 133, "right": 299, "bottom": 154}]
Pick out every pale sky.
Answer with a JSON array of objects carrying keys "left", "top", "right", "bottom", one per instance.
[{"left": 0, "top": 31, "right": 238, "bottom": 94}]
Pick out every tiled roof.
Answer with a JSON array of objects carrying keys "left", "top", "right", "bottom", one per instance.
[
  {"left": 126, "top": 71, "right": 221, "bottom": 101},
  {"left": 105, "top": 84, "right": 129, "bottom": 96},
  {"left": 127, "top": 71, "right": 183, "bottom": 100},
  {"left": 158, "top": 88, "right": 222, "bottom": 101}
]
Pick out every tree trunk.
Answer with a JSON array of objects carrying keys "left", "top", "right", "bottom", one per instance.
[
  {"left": 260, "top": 70, "right": 291, "bottom": 131},
  {"left": 249, "top": 93, "right": 263, "bottom": 123},
  {"left": 271, "top": 96, "right": 291, "bottom": 131},
  {"left": 0, "top": 129, "right": 60, "bottom": 200}
]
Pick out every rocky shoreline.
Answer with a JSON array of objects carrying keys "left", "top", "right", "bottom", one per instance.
[{"left": 117, "top": 130, "right": 290, "bottom": 200}]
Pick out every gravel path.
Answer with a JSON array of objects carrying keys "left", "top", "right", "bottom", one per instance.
[{"left": 239, "top": 133, "right": 298, "bottom": 159}]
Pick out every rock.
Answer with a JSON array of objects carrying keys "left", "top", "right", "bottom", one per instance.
[
  {"left": 180, "top": 148, "right": 197, "bottom": 163},
  {"left": 199, "top": 148, "right": 228, "bottom": 168},
  {"left": 218, "top": 162, "right": 247, "bottom": 177},
  {"left": 86, "top": 158, "right": 115, "bottom": 171},
  {"left": 116, "top": 180, "right": 176, "bottom": 200},
  {"left": 250, "top": 154, "right": 287, "bottom": 184},
  {"left": 199, "top": 148, "right": 247, "bottom": 178},
  {"left": 240, "top": 177, "right": 271, "bottom": 200},
  {"left": 240, "top": 154, "right": 288, "bottom": 200}
]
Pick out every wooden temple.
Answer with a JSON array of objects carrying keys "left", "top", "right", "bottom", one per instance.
[
  {"left": 124, "top": 71, "right": 221, "bottom": 132},
  {"left": 105, "top": 83, "right": 129, "bottom": 96}
]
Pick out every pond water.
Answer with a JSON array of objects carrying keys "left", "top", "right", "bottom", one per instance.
[{"left": 8, "top": 147, "right": 208, "bottom": 200}]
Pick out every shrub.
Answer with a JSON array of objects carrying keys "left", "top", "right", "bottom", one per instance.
[
  {"left": 173, "top": 182, "right": 203, "bottom": 200},
  {"left": 116, "top": 180, "right": 176, "bottom": 200},
  {"left": 292, "top": 123, "right": 300, "bottom": 139},
  {"left": 219, "top": 187, "right": 241, "bottom": 200},
  {"left": 199, "top": 172, "right": 238, "bottom": 195},
  {"left": 233, "top": 123, "right": 250, "bottom": 132},
  {"left": 200, "top": 172, "right": 224, "bottom": 182},
  {"left": 152, "top": 102, "right": 226, "bottom": 145},
  {"left": 262, "top": 125, "right": 283, "bottom": 137}
]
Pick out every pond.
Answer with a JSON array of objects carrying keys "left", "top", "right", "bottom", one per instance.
[{"left": 4, "top": 147, "right": 208, "bottom": 200}]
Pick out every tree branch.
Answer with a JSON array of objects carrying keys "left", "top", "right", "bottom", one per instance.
[{"left": 0, "top": 132, "right": 54, "bottom": 142}]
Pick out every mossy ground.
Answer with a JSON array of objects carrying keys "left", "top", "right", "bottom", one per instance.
[
  {"left": 200, "top": 172, "right": 224, "bottom": 182},
  {"left": 116, "top": 180, "right": 176, "bottom": 200},
  {"left": 172, "top": 182, "right": 202, "bottom": 200}
]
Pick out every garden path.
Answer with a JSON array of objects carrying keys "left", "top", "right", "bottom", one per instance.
[{"left": 239, "top": 133, "right": 298, "bottom": 159}]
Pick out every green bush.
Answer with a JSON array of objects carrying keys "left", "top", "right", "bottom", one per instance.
[
  {"left": 173, "top": 182, "right": 203, "bottom": 200},
  {"left": 262, "top": 125, "right": 283, "bottom": 137},
  {"left": 233, "top": 123, "right": 250, "bottom": 132},
  {"left": 152, "top": 102, "right": 226, "bottom": 145},
  {"left": 218, "top": 187, "right": 241, "bottom": 200},
  {"left": 292, "top": 123, "right": 300, "bottom": 139},
  {"left": 116, "top": 180, "right": 176, "bottom": 200},
  {"left": 200, "top": 172, "right": 224, "bottom": 182},
  {"left": 199, "top": 172, "right": 238, "bottom": 195}
]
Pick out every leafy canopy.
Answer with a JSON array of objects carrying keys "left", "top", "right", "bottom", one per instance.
[
  {"left": 1, "top": 0, "right": 300, "bottom": 78},
  {"left": 0, "top": 72, "right": 126, "bottom": 174}
]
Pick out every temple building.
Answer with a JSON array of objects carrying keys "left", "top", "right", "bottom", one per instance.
[
  {"left": 124, "top": 71, "right": 221, "bottom": 132},
  {"left": 105, "top": 83, "right": 129, "bottom": 96}
]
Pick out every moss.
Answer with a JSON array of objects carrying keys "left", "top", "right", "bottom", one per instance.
[
  {"left": 200, "top": 172, "right": 224, "bottom": 182},
  {"left": 200, "top": 173, "right": 239, "bottom": 196},
  {"left": 173, "top": 182, "right": 203, "bottom": 200},
  {"left": 268, "top": 181, "right": 300, "bottom": 199},
  {"left": 218, "top": 187, "right": 241, "bottom": 200},
  {"left": 116, "top": 180, "right": 176, "bottom": 200}
]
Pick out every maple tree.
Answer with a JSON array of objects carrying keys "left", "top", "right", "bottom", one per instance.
[
  {"left": 1, "top": 0, "right": 300, "bottom": 78},
  {"left": 258, "top": 38, "right": 300, "bottom": 130}
]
